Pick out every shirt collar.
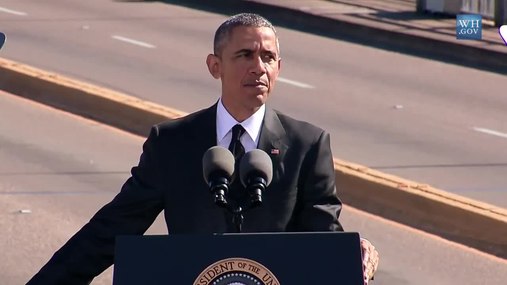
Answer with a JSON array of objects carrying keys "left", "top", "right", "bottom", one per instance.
[{"left": 216, "top": 98, "right": 265, "bottom": 144}]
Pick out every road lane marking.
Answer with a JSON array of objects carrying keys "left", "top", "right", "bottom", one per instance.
[
  {"left": 277, "top": 77, "right": 315, "bottom": 89},
  {"left": 473, "top": 127, "right": 507, "bottom": 139},
  {"left": 111, "top": 35, "right": 156, "bottom": 49},
  {"left": 0, "top": 6, "right": 27, "bottom": 16}
]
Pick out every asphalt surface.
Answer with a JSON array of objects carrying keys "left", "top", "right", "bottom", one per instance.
[
  {"left": 1, "top": 0, "right": 506, "bottom": 209},
  {"left": 1, "top": 89, "right": 506, "bottom": 285},
  {"left": 0, "top": 90, "right": 167, "bottom": 285}
]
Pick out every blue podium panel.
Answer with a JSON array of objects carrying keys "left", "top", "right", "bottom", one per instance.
[{"left": 114, "top": 232, "right": 363, "bottom": 285}]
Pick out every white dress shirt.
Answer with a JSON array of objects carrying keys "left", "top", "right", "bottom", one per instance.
[{"left": 216, "top": 98, "right": 265, "bottom": 152}]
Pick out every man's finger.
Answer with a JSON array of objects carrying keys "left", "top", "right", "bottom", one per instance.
[{"left": 360, "top": 238, "right": 379, "bottom": 282}]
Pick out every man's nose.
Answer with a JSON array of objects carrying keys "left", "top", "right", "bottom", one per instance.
[{"left": 250, "top": 56, "right": 267, "bottom": 74}]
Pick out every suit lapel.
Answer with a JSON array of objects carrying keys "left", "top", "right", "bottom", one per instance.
[{"left": 258, "top": 107, "right": 289, "bottom": 180}]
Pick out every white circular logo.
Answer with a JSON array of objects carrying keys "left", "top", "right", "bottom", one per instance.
[{"left": 194, "top": 257, "right": 280, "bottom": 285}]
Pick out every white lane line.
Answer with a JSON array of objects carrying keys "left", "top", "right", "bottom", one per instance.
[
  {"left": 473, "top": 127, "right": 507, "bottom": 139},
  {"left": 111, "top": 35, "right": 156, "bottom": 49},
  {"left": 277, "top": 77, "right": 315, "bottom": 89},
  {"left": 0, "top": 6, "right": 27, "bottom": 16}
]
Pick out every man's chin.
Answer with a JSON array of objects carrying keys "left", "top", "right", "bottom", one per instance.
[{"left": 253, "top": 93, "right": 268, "bottom": 104}]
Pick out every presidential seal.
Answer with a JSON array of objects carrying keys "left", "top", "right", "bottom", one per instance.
[{"left": 194, "top": 257, "right": 280, "bottom": 285}]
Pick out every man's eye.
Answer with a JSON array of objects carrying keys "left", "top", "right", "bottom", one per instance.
[
  {"left": 262, "top": 54, "right": 276, "bottom": 62},
  {"left": 237, "top": 52, "right": 252, "bottom": 58}
]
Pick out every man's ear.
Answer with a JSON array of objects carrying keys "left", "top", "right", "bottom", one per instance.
[{"left": 206, "top": 54, "right": 221, "bottom": 79}]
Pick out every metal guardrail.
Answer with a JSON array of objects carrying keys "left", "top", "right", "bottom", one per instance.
[{"left": 461, "top": 0, "right": 495, "bottom": 18}]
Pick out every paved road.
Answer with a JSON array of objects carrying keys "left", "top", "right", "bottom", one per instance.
[
  {"left": 1, "top": 90, "right": 506, "bottom": 285},
  {"left": 0, "top": 0, "right": 506, "bottom": 209},
  {"left": 0, "top": 90, "right": 167, "bottom": 285}
]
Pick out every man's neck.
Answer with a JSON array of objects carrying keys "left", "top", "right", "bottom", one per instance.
[{"left": 221, "top": 100, "right": 260, "bottom": 122}]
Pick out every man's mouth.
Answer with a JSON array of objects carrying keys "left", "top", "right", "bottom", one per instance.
[{"left": 244, "top": 81, "right": 267, "bottom": 87}]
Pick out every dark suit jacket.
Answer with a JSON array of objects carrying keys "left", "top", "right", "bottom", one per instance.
[{"left": 27, "top": 104, "right": 343, "bottom": 284}]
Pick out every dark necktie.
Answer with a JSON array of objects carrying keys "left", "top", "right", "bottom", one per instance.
[
  {"left": 228, "top": 124, "right": 246, "bottom": 196},
  {"left": 228, "top": 124, "right": 246, "bottom": 173}
]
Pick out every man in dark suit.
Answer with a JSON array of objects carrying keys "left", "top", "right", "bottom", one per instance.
[
  {"left": 28, "top": 13, "right": 378, "bottom": 284},
  {"left": 0, "top": 32, "right": 5, "bottom": 50}
]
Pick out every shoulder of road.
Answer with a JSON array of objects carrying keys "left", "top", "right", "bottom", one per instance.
[{"left": 0, "top": 0, "right": 506, "bottom": 259}]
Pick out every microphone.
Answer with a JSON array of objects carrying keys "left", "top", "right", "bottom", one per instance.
[
  {"left": 239, "top": 149, "right": 273, "bottom": 208},
  {"left": 202, "top": 146, "right": 235, "bottom": 208},
  {"left": 0, "top": 32, "right": 5, "bottom": 50}
]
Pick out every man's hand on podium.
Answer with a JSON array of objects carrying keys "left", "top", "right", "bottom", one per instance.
[{"left": 360, "top": 238, "right": 379, "bottom": 284}]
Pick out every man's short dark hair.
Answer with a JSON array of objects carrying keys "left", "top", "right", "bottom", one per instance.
[{"left": 213, "top": 13, "right": 279, "bottom": 56}]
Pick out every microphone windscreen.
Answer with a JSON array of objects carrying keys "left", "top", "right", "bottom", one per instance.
[
  {"left": 239, "top": 149, "right": 273, "bottom": 187},
  {"left": 202, "top": 146, "right": 235, "bottom": 184}
]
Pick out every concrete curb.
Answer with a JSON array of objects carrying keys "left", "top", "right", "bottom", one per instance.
[
  {"left": 0, "top": 58, "right": 185, "bottom": 137},
  {"left": 1, "top": 57, "right": 506, "bottom": 258},
  {"left": 334, "top": 159, "right": 507, "bottom": 258}
]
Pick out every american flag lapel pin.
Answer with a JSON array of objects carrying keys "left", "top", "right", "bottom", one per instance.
[{"left": 270, "top": 148, "right": 280, "bottom": 155}]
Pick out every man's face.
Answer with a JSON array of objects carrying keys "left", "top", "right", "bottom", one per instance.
[{"left": 207, "top": 26, "right": 281, "bottom": 121}]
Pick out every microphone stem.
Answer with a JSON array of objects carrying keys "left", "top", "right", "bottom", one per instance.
[{"left": 232, "top": 206, "right": 243, "bottom": 233}]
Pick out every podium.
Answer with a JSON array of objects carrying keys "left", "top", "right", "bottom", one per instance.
[{"left": 114, "top": 232, "right": 364, "bottom": 284}]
